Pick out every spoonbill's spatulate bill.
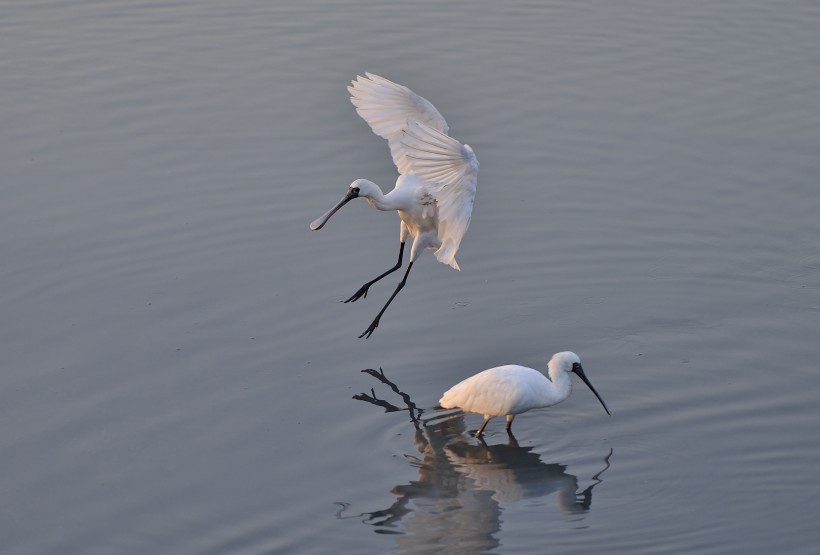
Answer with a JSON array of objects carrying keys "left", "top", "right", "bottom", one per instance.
[
  {"left": 310, "top": 73, "right": 479, "bottom": 338},
  {"left": 439, "top": 352, "right": 610, "bottom": 437}
]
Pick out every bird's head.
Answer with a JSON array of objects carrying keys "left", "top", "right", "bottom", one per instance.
[
  {"left": 551, "top": 351, "right": 611, "bottom": 415},
  {"left": 552, "top": 351, "right": 582, "bottom": 371},
  {"left": 349, "top": 178, "right": 382, "bottom": 199}
]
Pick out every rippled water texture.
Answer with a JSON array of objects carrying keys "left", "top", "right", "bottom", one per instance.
[{"left": 2, "top": 0, "right": 819, "bottom": 553}]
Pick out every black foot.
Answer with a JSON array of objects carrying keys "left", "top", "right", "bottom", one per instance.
[
  {"left": 343, "top": 284, "right": 370, "bottom": 303},
  {"left": 359, "top": 317, "right": 380, "bottom": 339}
]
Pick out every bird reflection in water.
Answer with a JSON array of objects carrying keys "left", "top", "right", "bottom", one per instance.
[{"left": 337, "top": 368, "right": 612, "bottom": 549}]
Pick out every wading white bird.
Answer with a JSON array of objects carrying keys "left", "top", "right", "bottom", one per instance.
[
  {"left": 310, "top": 73, "right": 479, "bottom": 338},
  {"left": 439, "top": 352, "right": 610, "bottom": 437}
]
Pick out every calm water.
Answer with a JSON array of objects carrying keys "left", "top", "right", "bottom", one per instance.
[{"left": 2, "top": 0, "right": 819, "bottom": 553}]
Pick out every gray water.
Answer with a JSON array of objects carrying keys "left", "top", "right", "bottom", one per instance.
[{"left": 2, "top": 0, "right": 820, "bottom": 553}]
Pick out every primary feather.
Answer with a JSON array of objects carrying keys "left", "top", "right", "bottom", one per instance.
[{"left": 348, "top": 72, "right": 449, "bottom": 168}]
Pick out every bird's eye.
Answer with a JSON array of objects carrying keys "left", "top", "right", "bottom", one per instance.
[
  {"left": 351, "top": 187, "right": 360, "bottom": 194},
  {"left": 572, "top": 362, "right": 581, "bottom": 370}
]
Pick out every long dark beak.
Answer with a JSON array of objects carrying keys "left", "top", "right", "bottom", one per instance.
[
  {"left": 572, "top": 365, "right": 610, "bottom": 415},
  {"left": 310, "top": 189, "right": 358, "bottom": 230}
]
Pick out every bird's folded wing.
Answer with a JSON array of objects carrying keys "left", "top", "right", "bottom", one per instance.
[
  {"left": 398, "top": 120, "right": 479, "bottom": 270},
  {"left": 348, "top": 73, "right": 449, "bottom": 168},
  {"left": 440, "top": 372, "right": 515, "bottom": 416}
]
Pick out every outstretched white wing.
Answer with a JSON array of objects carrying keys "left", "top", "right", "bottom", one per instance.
[
  {"left": 348, "top": 73, "right": 449, "bottom": 169},
  {"left": 398, "top": 120, "right": 479, "bottom": 270}
]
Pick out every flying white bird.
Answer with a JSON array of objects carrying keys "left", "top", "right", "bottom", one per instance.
[
  {"left": 310, "top": 73, "right": 479, "bottom": 338},
  {"left": 439, "top": 352, "right": 610, "bottom": 437}
]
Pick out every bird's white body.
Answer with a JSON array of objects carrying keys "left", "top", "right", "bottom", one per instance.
[
  {"left": 440, "top": 364, "right": 572, "bottom": 418},
  {"left": 310, "top": 73, "right": 479, "bottom": 337},
  {"left": 440, "top": 352, "right": 610, "bottom": 436}
]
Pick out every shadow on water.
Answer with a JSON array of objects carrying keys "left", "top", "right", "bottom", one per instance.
[{"left": 338, "top": 369, "right": 613, "bottom": 551}]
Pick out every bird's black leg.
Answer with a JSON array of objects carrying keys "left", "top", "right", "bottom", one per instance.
[
  {"left": 344, "top": 242, "right": 405, "bottom": 303},
  {"left": 359, "top": 261, "right": 413, "bottom": 338}
]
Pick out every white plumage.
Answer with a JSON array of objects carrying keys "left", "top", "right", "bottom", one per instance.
[
  {"left": 310, "top": 73, "right": 479, "bottom": 338},
  {"left": 440, "top": 352, "right": 610, "bottom": 437}
]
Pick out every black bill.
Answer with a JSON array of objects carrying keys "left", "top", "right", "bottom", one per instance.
[
  {"left": 572, "top": 365, "right": 611, "bottom": 415},
  {"left": 310, "top": 189, "right": 358, "bottom": 230}
]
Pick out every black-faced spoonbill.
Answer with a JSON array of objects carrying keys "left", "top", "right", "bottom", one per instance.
[
  {"left": 310, "top": 73, "right": 479, "bottom": 338},
  {"left": 439, "top": 352, "right": 610, "bottom": 437}
]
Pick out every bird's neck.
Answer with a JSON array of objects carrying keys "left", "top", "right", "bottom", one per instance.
[
  {"left": 360, "top": 182, "right": 393, "bottom": 211},
  {"left": 365, "top": 194, "right": 392, "bottom": 211},
  {"left": 547, "top": 363, "right": 572, "bottom": 401}
]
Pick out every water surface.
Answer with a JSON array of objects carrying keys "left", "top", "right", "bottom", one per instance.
[{"left": 2, "top": 0, "right": 819, "bottom": 553}]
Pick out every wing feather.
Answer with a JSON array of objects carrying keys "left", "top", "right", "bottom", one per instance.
[
  {"left": 399, "top": 120, "right": 479, "bottom": 270},
  {"left": 439, "top": 367, "right": 523, "bottom": 416},
  {"left": 348, "top": 73, "right": 448, "bottom": 168}
]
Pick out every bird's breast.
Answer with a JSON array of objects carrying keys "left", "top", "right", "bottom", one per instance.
[{"left": 398, "top": 208, "right": 437, "bottom": 236}]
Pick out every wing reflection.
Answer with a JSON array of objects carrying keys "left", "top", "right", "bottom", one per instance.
[{"left": 340, "top": 368, "right": 612, "bottom": 550}]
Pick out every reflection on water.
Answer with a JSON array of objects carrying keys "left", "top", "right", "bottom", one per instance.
[{"left": 340, "top": 369, "right": 612, "bottom": 551}]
